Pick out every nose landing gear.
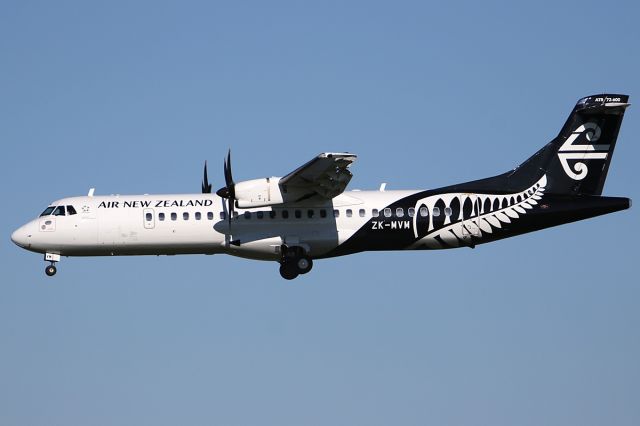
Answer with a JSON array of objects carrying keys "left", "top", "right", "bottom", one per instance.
[
  {"left": 279, "top": 245, "right": 313, "bottom": 280},
  {"left": 44, "top": 253, "right": 60, "bottom": 277},
  {"left": 45, "top": 263, "right": 57, "bottom": 276}
]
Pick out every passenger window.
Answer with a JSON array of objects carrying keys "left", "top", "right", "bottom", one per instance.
[
  {"left": 408, "top": 207, "right": 415, "bottom": 217},
  {"left": 334, "top": 209, "right": 340, "bottom": 218},
  {"left": 53, "top": 206, "right": 65, "bottom": 216},
  {"left": 444, "top": 207, "right": 452, "bottom": 217},
  {"left": 219, "top": 212, "right": 225, "bottom": 220},
  {"left": 183, "top": 212, "right": 189, "bottom": 220},
  {"left": 383, "top": 208, "right": 392, "bottom": 218},
  {"left": 244, "top": 211, "right": 251, "bottom": 219},
  {"left": 207, "top": 212, "right": 214, "bottom": 220},
  {"left": 171, "top": 212, "right": 177, "bottom": 221},
  {"left": 372, "top": 209, "right": 379, "bottom": 217},
  {"left": 346, "top": 209, "right": 353, "bottom": 218},
  {"left": 66, "top": 206, "right": 77, "bottom": 215},
  {"left": 307, "top": 209, "right": 314, "bottom": 219},
  {"left": 433, "top": 207, "right": 440, "bottom": 217},
  {"left": 195, "top": 212, "right": 201, "bottom": 220},
  {"left": 257, "top": 211, "right": 264, "bottom": 219},
  {"left": 145, "top": 212, "right": 152, "bottom": 221},
  {"left": 159, "top": 213, "right": 165, "bottom": 221},
  {"left": 282, "top": 210, "right": 289, "bottom": 219},
  {"left": 419, "top": 207, "right": 429, "bottom": 217},
  {"left": 320, "top": 209, "right": 327, "bottom": 218},
  {"left": 269, "top": 211, "right": 276, "bottom": 219},
  {"left": 359, "top": 209, "right": 365, "bottom": 217},
  {"left": 396, "top": 207, "right": 404, "bottom": 217},
  {"left": 294, "top": 210, "right": 301, "bottom": 219}
]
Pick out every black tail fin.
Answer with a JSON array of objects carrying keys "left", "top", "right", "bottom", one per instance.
[{"left": 510, "top": 94, "right": 630, "bottom": 195}]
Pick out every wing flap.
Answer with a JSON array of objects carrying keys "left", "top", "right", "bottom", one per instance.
[{"left": 280, "top": 153, "right": 357, "bottom": 199}]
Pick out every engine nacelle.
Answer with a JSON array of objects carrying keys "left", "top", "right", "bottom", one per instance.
[{"left": 234, "top": 177, "right": 285, "bottom": 208}]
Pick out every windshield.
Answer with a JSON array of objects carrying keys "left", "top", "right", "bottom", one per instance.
[{"left": 40, "top": 206, "right": 55, "bottom": 216}]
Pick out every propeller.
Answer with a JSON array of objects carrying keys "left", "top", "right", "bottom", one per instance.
[
  {"left": 201, "top": 161, "right": 212, "bottom": 193},
  {"left": 216, "top": 149, "right": 236, "bottom": 228}
]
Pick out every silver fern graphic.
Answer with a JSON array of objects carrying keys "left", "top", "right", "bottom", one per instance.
[{"left": 411, "top": 175, "right": 547, "bottom": 249}]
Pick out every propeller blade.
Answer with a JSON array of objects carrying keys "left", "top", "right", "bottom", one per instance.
[
  {"left": 216, "top": 149, "right": 236, "bottom": 199},
  {"left": 214, "top": 149, "right": 237, "bottom": 232},
  {"left": 224, "top": 149, "right": 235, "bottom": 199},
  {"left": 228, "top": 197, "right": 235, "bottom": 227},
  {"left": 202, "top": 161, "right": 212, "bottom": 194}
]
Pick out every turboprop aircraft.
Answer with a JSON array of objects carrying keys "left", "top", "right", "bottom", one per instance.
[{"left": 11, "top": 94, "right": 632, "bottom": 279}]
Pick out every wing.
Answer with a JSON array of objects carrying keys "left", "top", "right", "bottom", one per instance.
[{"left": 279, "top": 152, "right": 357, "bottom": 199}]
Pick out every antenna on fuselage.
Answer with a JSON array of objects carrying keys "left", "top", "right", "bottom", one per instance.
[{"left": 88, "top": 188, "right": 95, "bottom": 197}]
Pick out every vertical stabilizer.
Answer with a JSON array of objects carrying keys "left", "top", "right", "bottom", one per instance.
[{"left": 511, "top": 94, "right": 629, "bottom": 195}]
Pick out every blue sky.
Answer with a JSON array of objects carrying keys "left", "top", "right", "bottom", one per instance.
[{"left": 1, "top": 1, "right": 639, "bottom": 425}]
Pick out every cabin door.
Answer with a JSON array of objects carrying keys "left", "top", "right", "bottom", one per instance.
[
  {"left": 462, "top": 194, "right": 481, "bottom": 243},
  {"left": 143, "top": 208, "right": 155, "bottom": 229}
]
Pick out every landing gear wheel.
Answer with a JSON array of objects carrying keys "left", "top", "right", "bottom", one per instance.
[
  {"left": 279, "top": 263, "right": 299, "bottom": 280},
  {"left": 296, "top": 256, "right": 313, "bottom": 274},
  {"left": 45, "top": 264, "right": 57, "bottom": 277}
]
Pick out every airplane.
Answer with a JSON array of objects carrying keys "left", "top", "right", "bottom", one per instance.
[{"left": 11, "top": 94, "right": 632, "bottom": 280}]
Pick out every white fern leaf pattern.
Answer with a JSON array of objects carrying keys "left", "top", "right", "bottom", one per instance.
[{"left": 411, "top": 175, "right": 547, "bottom": 249}]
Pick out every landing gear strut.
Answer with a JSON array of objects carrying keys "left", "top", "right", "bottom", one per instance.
[{"left": 279, "top": 245, "right": 313, "bottom": 280}]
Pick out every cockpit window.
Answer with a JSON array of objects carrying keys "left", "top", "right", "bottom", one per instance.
[
  {"left": 40, "top": 206, "right": 55, "bottom": 216},
  {"left": 52, "top": 206, "right": 66, "bottom": 216},
  {"left": 67, "top": 205, "right": 77, "bottom": 215}
]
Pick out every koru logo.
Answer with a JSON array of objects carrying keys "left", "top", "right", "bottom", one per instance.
[{"left": 557, "top": 122, "right": 609, "bottom": 180}]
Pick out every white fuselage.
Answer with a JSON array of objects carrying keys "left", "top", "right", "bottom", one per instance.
[{"left": 11, "top": 190, "right": 419, "bottom": 261}]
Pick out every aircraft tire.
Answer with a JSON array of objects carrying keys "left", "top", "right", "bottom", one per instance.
[
  {"left": 279, "top": 263, "right": 299, "bottom": 280},
  {"left": 45, "top": 265, "right": 57, "bottom": 277},
  {"left": 297, "top": 256, "right": 313, "bottom": 274}
]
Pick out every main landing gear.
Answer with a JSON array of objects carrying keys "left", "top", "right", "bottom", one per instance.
[{"left": 279, "top": 245, "right": 313, "bottom": 280}]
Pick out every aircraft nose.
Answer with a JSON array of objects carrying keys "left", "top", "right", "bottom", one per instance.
[{"left": 11, "top": 224, "right": 32, "bottom": 248}]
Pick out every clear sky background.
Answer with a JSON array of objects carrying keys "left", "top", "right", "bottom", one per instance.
[{"left": 1, "top": 1, "right": 639, "bottom": 425}]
